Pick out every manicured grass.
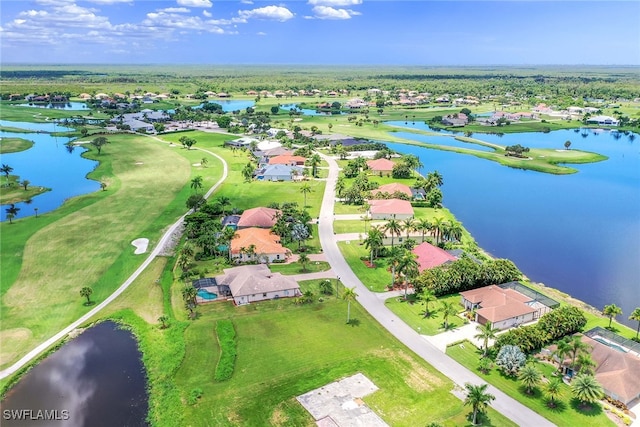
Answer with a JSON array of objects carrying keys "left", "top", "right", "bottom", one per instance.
[
  {"left": 0, "top": 133, "right": 222, "bottom": 370},
  {"left": 269, "top": 261, "right": 331, "bottom": 275},
  {"left": 0, "top": 137, "right": 34, "bottom": 153},
  {"left": 385, "top": 293, "right": 467, "bottom": 335},
  {"left": 0, "top": 175, "right": 49, "bottom": 204},
  {"left": 171, "top": 290, "right": 515, "bottom": 427},
  {"left": 338, "top": 241, "right": 392, "bottom": 292},
  {"left": 447, "top": 341, "right": 614, "bottom": 427},
  {"left": 333, "top": 201, "right": 365, "bottom": 214}
]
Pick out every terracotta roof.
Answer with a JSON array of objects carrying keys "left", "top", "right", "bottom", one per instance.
[
  {"left": 461, "top": 285, "right": 535, "bottom": 323},
  {"left": 370, "top": 183, "right": 413, "bottom": 198},
  {"left": 412, "top": 242, "right": 457, "bottom": 271},
  {"left": 366, "top": 158, "right": 395, "bottom": 172},
  {"left": 215, "top": 264, "right": 299, "bottom": 298},
  {"left": 230, "top": 228, "right": 287, "bottom": 256},
  {"left": 368, "top": 199, "right": 414, "bottom": 216},
  {"left": 269, "top": 155, "right": 306, "bottom": 165},
  {"left": 237, "top": 207, "right": 281, "bottom": 228},
  {"left": 584, "top": 336, "right": 640, "bottom": 405}
]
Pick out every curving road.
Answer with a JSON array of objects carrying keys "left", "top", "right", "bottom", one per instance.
[
  {"left": 0, "top": 137, "right": 228, "bottom": 380},
  {"left": 315, "top": 151, "right": 555, "bottom": 427}
]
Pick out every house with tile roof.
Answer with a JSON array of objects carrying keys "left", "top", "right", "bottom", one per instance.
[
  {"left": 215, "top": 264, "right": 300, "bottom": 305},
  {"left": 412, "top": 242, "right": 458, "bottom": 272},
  {"left": 230, "top": 227, "right": 289, "bottom": 264},
  {"left": 269, "top": 154, "right": 306, "bottom": 166},
  {"left": 368, "top": 198, "right": 414, "bottom": 220},
  {"left": 237, "top": 207, "right": 281, "bottom": 229},
  {"left": 460, "top": 285, "right": 551, "bottom": 330},
  {"left": 366, "top": 158, "right": 395, "bottom": 174},
  {"left": 370, "top": 183, "right": 413, "bottom": 199}
]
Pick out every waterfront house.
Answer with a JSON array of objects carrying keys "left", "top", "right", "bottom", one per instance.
[
  {"left": 370, "top": 183, "right": 413, "bottom": 199},
  {"left": 366, "top": 158, "right": 395, "bottom": 174},
  {"left": 368, "top": 199, "right": 414, "bottom": 220},
  {"left": 586, "top": 115, "right": 619, "bottom": 126},
  {"left": 412, "top": 242, "right": 458, "bottom": 272}
]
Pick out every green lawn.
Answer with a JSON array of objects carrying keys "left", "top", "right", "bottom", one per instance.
[
  {"left": 385, "top": 293, "right": 467, "bottom": 335},
  {"left": 447, "top": 341, "right": 614, "bottom": 427},
  {"left": 0, "top": 175, "right": 49, "bottom": 204},
  {"left": 0, "top": 133, "right": 222, "bottom": 370},
  {"left": 0, "top": 137, "right": 34, "bottom": 153},
  {"left": 338, "top": 241, "right": 392, "bottom": 292},
  {"left": 269, "top": 261, "right": 331, "bottom": 275},
  {"left": 333, "top": 201, "right": 366, "bottom": 214},
  {"left": 170, "top": 289, "right": 515, "bottom": 427}
]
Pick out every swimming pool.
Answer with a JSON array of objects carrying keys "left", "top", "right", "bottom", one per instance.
[
  {"left": 593, "top": 336, "right": 627, "bottom": 353},
  {"left": 197, "top": 289, "right": 218, "bottom": 300}
]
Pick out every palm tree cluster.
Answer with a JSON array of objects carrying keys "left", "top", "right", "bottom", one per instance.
[{"left": 269, "top": 202, "right": 312, "bottom": 251}]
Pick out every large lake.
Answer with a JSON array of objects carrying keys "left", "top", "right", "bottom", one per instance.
[
  {"left": 1, "top": 321, "right": 148, "bottom": 427},
  {"left": 1, "top": 121, "right": 99, "bottom": 222},
  {"left": 385, "top": 125, "right": 640, "bottom": 327}
]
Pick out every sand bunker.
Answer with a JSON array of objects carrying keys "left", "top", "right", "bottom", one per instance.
[{"left": 131, "top": 238, "right": 149, "bottom": 255}]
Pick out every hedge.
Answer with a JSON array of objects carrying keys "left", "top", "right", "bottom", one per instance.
[{"left": 214, "top": 319, "right": 237, "bottom": 381}]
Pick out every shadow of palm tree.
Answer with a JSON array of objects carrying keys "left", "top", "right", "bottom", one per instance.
[
  {"left": 347, "top": 318, "right": 361, "bottom": 327},
  {"left": 569, "top": 398, "right": 603, "bottom": 416}
]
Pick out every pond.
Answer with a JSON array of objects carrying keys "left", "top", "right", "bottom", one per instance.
[
  {"left": 384, "top": 127, "right": 640, "bottom": 327},
  {"left": 18, "top": 102, "right": 90, "bottom": 111},
  {"left": 279, "top": 103, "right": 344, "bottom": 116},
  {"left": 0, "top": 120, "right": 75, "bottom": 133},
  {"left": 1, "top": 321, "right": 148, "bottom": 427},
  {"left": 385, "top": 121, "right": 495, "bottom": 152},
  {"left": 197, "top": 99, "right": 255, "bottom": 112},
  {"left": 1, "top": 121, "right": 99, "bottom": 222}
]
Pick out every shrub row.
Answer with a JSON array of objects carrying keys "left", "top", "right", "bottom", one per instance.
[
  {"left": 494, "top": 305, "right": 587, "bottom": 354},
  {"left": 214, "top": 319, "right": 237, "bottom": 381}
]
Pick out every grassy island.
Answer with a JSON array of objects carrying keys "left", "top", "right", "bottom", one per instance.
[{"left": 0, "top": 137, "right": 34, "bottom": 153}]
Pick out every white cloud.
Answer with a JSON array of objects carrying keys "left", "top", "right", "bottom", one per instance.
[
  {"left": 312, "top": 5, "right": 359, "bottom": 19},
  {"left": 238, "top": 5, "right": 294, "bottom": 22},
  {"left": 86, "top": 0, "right": 132, "bottom": 4},
  {"left": 257, "top": 31, "right": 267, "bottom": 36},
  {"left": 202, "top": 10, "right": 212, "bottom": 17},
  {"left": 240, "top": 0, "right": 253, "bottom": 4},
  {"left": 161, "top": 7, "right": 190, "bottom": 13},
  {"left": 176, "top": 0, "right": 212, "bottom": 8},
  {"left": 308, "top": 0, "right": 362, "bottom": 6}
]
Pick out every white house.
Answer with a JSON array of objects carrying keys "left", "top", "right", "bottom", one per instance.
[
  {"left": 586, "top": 115, "right": 619, "bottom": 126},
  {"left": 215, "top": 264, "right": 301, "bottom": 305}
]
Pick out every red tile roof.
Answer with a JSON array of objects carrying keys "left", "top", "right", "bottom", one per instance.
[
  {"left": 367, "top": 158, "right": 395, "bottom": 172},
  {"left": 370, "top": 183, "right": 413, "bottom": 198},
  {"left": 368, "top": 199, "right": 414, "bottom": 216},
  {"left": 231, "top": 228, "right": 287, "bottom": 255},
  {"left": 269, "top": 155, "right": 306, "bottom": 165},
  {"left": 237, "top": 207, "right": 281, "bottom": 228},
  {"left": 412, "top": 242, "right": 457, "bottom": 271}
]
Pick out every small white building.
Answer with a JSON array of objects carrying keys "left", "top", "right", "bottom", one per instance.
[{"left": 586, "top": 115, "right": 619, "bottom": 126}]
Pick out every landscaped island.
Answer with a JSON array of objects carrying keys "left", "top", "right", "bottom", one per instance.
[{"left": 1, "top": 65, "right": 639, "bottom": 427}]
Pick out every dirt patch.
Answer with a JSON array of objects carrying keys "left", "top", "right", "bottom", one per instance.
[
  {"left": 0, "top": 328, "right": 33, "bottom": 365},
  {"left": 269, "top": 406, "right": 289, "bottom": 426},
  {"left": 372, "top": 348, "right": 443, "bottom": 392}
]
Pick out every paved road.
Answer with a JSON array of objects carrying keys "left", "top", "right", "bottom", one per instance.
[
  {"left": 0, "top": 136, "right": 228, "bottom": 380},
  {"left": 315, "top": 151, "right": 555, "bottom": 427}
]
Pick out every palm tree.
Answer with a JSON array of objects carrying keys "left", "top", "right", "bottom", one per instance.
[
  {"left": 383, "top": 216, "right": 402, "bottom": 248},
  {"left": 363, "top": 226, "right": 384, "bottom": 265},
  {"left": 426, "top": 170, "right": 444, "bottom": 189},
  {"left": 216, "top": 196, "right": 231, "bottom": 215},
  {"left": 475, "top": 322, "right": 497, "bottom": 357},
  {"left": 571, "top": 375, "right": 604, "bottom": 409},
  {"left": 603, "top": 303, "right": 623, "bottom": 328},
  {"left": 308, "top": 153, "right": 322, "bottom": 178},
  {"left": 446, "top": 220, "right": 463, "bottom": 243},
  {"left": 1, "top": 164, "right": 13, "bottom": 178},
  {"left": 300, "top": 183, "right": 312, "bottom": 208},
  {"left": 441, "top": 300, "right": 459, "bottom": 330},
  {"left": 5, "top": 204, "right": 20, "bottom": 223},
  {"left": 80, "top": 287, "right": 93, "bottom": 305},
  {"left": 518, "top": 364, "right": 542, "bottom": 395},
  {"left": 158, "top": 315, "right": 169, "bottom": 329},
  {"left": 463, "top": 382, "right": 495, "bottom": 426},
  {"left": 567, "top": 335, "right": 591, "bottom": 372},
  {"left": 21, "top": 179, "right": 30, "bottom": 190},
  {"left": 335, "top": 176, "right": 346, "bottom": 198},
  {"left": 418, "top": 289, "right": 437, "bottom": 318},
  {"left": 34, "top": 207, "right": 39, "bottom": 218},
  {"left": 242, "top": 162, "right": 254, "bottom": 182},
  {"left": 576, "top": 353, "right": 597, "bottom": 376},
  {"left": 432, "top": 217, "right": 446, "bottom": 245},
  {"left": 100, "top": 181, "right": 107, "bottom": 191},
  {"left": 387, "top": 247, "right": 404, "bottom": 289},
  {"left": 298, "top": 253, "right": 310, "bottom": 272},
  {"left": 553, "top": 337, "right": 571, "bottom": 372},
  {"left": 182, "top": 285, "right": 198, "bottom": 307},
  {"left": 629, "top": 307, "right": 640, "bottom": 340},
  {"left": 415, "top": 218, "right": 432, "bottom": 243},
  {"left": 200, "top": 157, "right": 208, "bottom": 168},
  {"left": 545, "top": 378, "right": 563, "bottom": 408},
  {"left": 343, "top": 286, "right": 358, "bottom": 324},
  {"left": 190, "top": 175, "right": 204, "bottom": 193},
  {"left": 6, "top": 212, "right": 15, "bottom": 224},
  {"left": 397, "top": 250, "right": 419, "bottom": 299},
  {"left": 319, "top": 279, "right": 333, "bottom": 295},
  {"left": 402, "top": 217, "right": 416, "bottom": 239},
  {"left": 221, "top": 226, "right": 238, "bottom": 261},
  {"left": 564, "top": 140, "right": 572, "bottom": 150}
]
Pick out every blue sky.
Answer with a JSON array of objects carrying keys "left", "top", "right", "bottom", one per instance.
[{"left": 1, "top": 0, "right": 639, "bottom": 65}]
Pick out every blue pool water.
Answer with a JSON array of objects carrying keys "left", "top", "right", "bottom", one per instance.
[
  {"left": 197, "top": 289, "right": 218, "bottom": 300},
  {"left": 593, "top": 337, "right": 627, "bottom": 353}
]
